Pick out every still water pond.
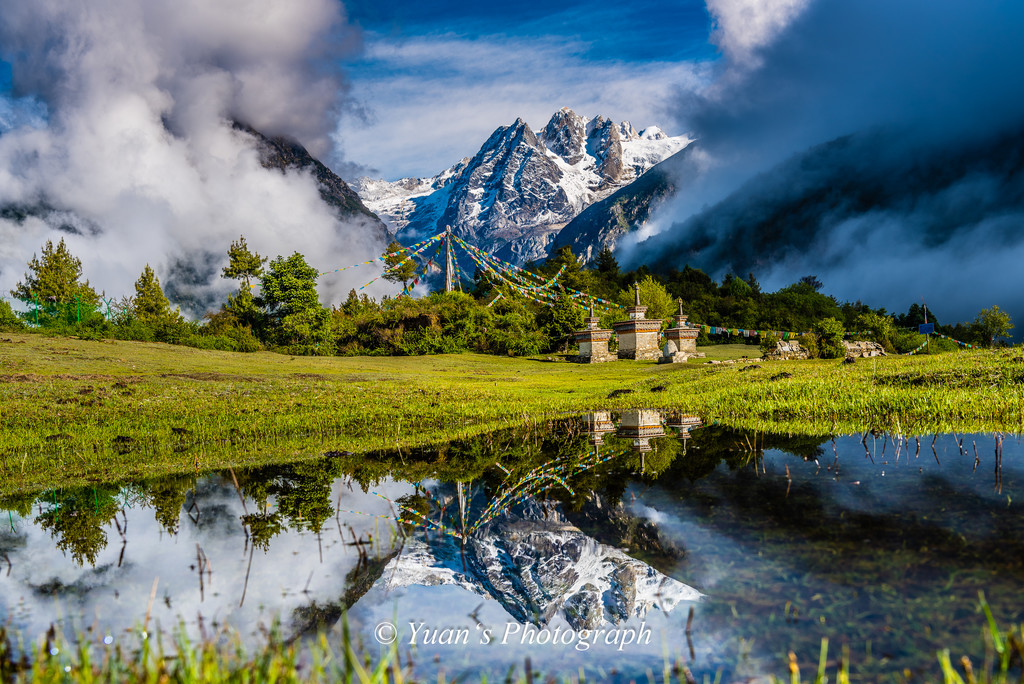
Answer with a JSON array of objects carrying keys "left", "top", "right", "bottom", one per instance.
[{"left": 1, "top": 412, "right": 1022, "bottom": 680}]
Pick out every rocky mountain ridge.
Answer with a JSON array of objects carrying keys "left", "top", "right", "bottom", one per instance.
[
  {"left": 377, "top": 498, "right": 701, "bottom": 630},
  {"left": 354, "top": 108, "right": 690, "bottom": 265}
]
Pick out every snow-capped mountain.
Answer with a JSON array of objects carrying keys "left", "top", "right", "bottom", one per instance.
[
  {"left": 354, "top": 108, "right": 690, "bottom": 265},
  {"left": 377, "top": 499, "right": 701, "bottom": 630}
]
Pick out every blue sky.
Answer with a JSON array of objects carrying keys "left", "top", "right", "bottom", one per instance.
[
  {"left": 343, "top": 0, "right": 715, "bottom": 64},
  {"left": 334, "top": 0, "right": 718, "bottom": 179}
]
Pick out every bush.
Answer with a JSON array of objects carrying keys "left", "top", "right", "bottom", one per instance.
[
  {"left": 487, "top": 313, "right": 545, "bottom": 357},
  {"left": 856, "top": 311, "right": 897, "bottom": 353},
  {"left": 802, "top": 333, "right": 820, "bottom": 359},
  {"left": 537, "top": 294, "right": 584, "bottom": 352},
  {"left": 224, "top": 326, "right": 262, "bottom": 352},
  {"left": 759, "top": 332, "right": 781, "bottom": 356},
  {"left": 814, "top": 317, "right": 846, "bottom": 359},
  {"left": 892, "top": 329, "right": 925, "bottom": 354},
  {"left": 113, "top": 317, "right": 156, "bottom": 342},
  {"left": 0, "top": 300, "right": 26, "bottom": 331},
  {"left": 484, "top": 298, "right": 545, "bottom": 356}
]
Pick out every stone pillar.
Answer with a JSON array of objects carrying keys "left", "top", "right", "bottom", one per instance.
[
  {"left": 572, "top": 305, "right": 615, "bottom": 363},
  {"left": 659, "top": 299, "right": 704, "bottom": 364},
  {"left": 613, "top": 282, "right": 662, "bottom": 361}
]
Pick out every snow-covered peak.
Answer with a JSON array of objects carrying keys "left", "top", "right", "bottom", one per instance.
[
  {"left": 378, "top": 502, "right": 702, "bottom": 629},
  {"left": 619, "top": 121, "right": 641, "bottom": 140},
  {"left": 354, "top": 108, "right": 691, "bottom": 265},
  {"left": 540, "top": 108, "right": 589, "bottom": 165}
]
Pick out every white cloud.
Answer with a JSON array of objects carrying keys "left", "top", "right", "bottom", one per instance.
[
  {"left": 706, "top": 0, "right": 813, "bottom": 67},
  {"left": 336, "top": 33, "right": 711, "bottom": 180},
  {"left": 0, "top": 0, "right": 389, "bottom": 310}
]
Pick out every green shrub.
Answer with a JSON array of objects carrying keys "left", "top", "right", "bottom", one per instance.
[
  {"left": 759, "top": 332, "right": 781, "bottom": 356},
  {"left": 814, "top": 317, "right": 846, "bottom": 359},
  {"left": 892, "top": 329, "right": 925, "bottom": 354},
  {"left": 113, "top": 317, "right": 156, "bottom": 342},
  {"left": 802, "top": 332, "right": 819, "bottom": 358},
  {"left": 0, "top": 299, "right": 26, "bottom": 331},
  {"left": 486, "top": 298, "right": 545, "bottom": 356}
]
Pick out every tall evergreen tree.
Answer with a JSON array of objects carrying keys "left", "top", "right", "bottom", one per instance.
[
  {"left": 11, "top": 238, "right": 99, "bottom": 304},
  {"left": 221, "top": 236, "right": 266, "bottom": 329},
  {"left": 545, "top": 245, "right": 587, "bottom": 291},
  {"left": 595, "top": 247, "right": 619, "bottom": 277},
  {"left": 133, "top": 264, "right": 178, "bottom": 323},
  {"left": 221, "top": 236, "right": 267, "bottom": 291}
]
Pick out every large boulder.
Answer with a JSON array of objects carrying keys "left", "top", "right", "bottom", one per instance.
[
  {"left": 843, "top": 340, "right": 886, "bottom": 358},
  {"left": 763, "top": 340, "right": 809, "bottom": 361}
]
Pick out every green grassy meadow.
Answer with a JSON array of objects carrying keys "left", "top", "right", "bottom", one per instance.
[{"left": 2, "top": 332, "right": 1023, "bottom": 493}]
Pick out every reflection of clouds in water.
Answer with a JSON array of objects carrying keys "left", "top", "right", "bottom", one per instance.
[
  {"left": 629, "top": 502, "right": 667, "bottom": 524},
  {"left": 0, "top": 478, "right": 414, "bottom": 646},
  {"left": 627, "top": 432, "right": 1024, "bottom": 677},
  {"left": 766, "top": 434, "right": 1024, "bottom": 517},
  {"left": 624, "top": 488, "right": 738, "bottom": 593}
]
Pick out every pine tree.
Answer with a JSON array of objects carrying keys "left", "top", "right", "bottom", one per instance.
[
  {"left": 381, "top": 240, "right": 418, "bottom": 291},
  {"left": 11, "top": 238, "right": 100, "bottom": 305},
  {"left": 221, "top": 236, "right": 267, "bottom": 291},
  {"left": 221, "top": 236, "right": 267, "bottom": 330},
  {"left": 547, "top": 245, "right": 586, "bottom": 291},
  {"left": 134, "top": 264, "right": 177, "bottom": 323},
  {"left": 595, "top": 247, "right": 619, "bottom": 277}
]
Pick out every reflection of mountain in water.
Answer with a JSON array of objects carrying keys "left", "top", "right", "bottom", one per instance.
[{"left": 379, "top": 500, "right": 701, "bottom": 630}]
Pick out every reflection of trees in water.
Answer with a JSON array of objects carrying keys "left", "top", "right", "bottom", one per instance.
[
  {"left": 36, "top": 488, "right": 120, "bottom": 567},
  {"left": 657, "top": 425, "right": 830, "bottom": 484},
  {"left": 330, "top": 423, "right": 565, "bottom": 493},
  {"left": 241, "top": 512, "right": 285, "bottom": 552},
  {"left": 0, "top": 418, "right": 836, "bottom": 564},
  {"left": 231, "top": 456, "right": 345, "bottom": 544},
  {"left": 273, "top": 461, "right": 336, "bottom": 534},
  {"left": 0, "top": 493, "right": 35, "bottom": 519},
  {"left": 145, "top": 474, "right": 195, "bottom": 536}
]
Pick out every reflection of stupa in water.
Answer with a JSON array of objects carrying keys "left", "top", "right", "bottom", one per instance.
[
  {"left": 582, "top": 411, "right": 616, "bottom": 446},
  {"left": 617, "top": 409, "right": 666, "bottom": 453},
  {"left": 377, "top": 499, "right": 701, "bottom": 630},
  {"left": 665, "top": 413, "right": 703, "bottom": 448}
]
